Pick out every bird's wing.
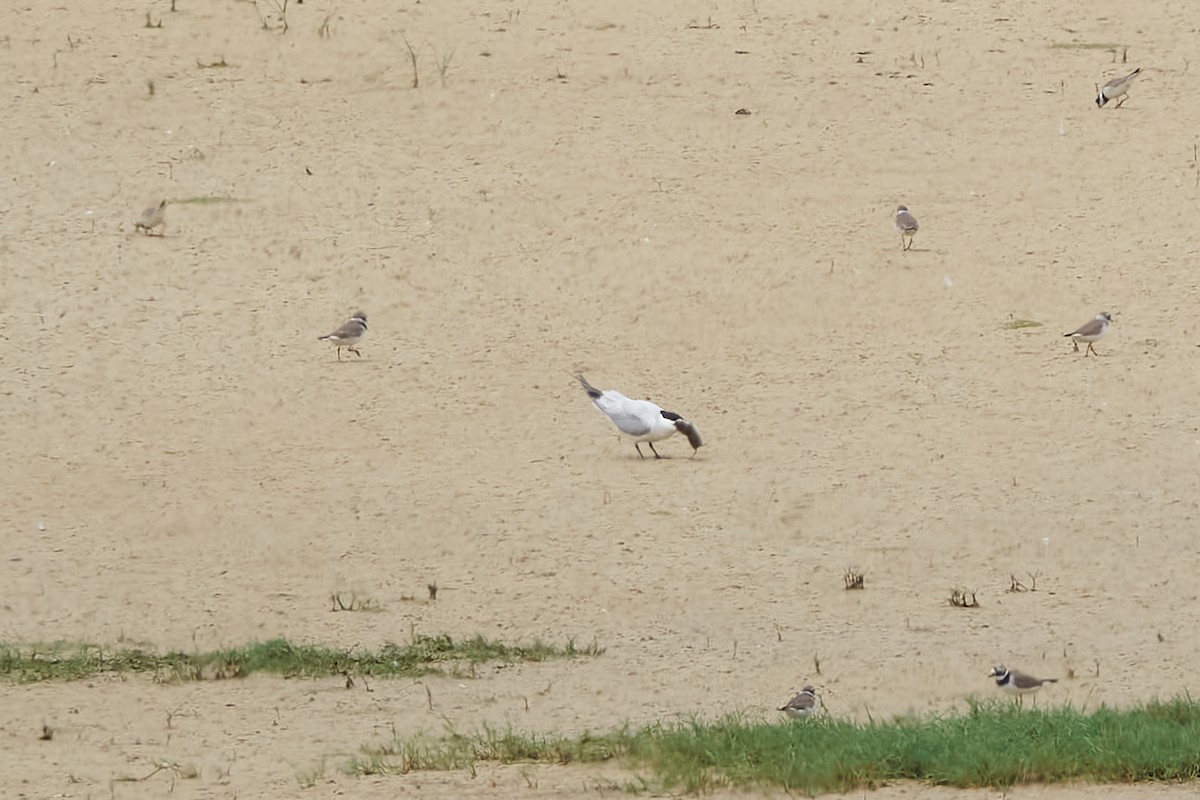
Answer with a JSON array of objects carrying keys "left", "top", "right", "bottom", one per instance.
[
  {"left": 1070, "top": 318, "right": 1105, "bottom": 337},
  {"left": 329, "top": 320, "right": 365, "bottom": 339},
  {"left": 784, "top": 692, "right": 814, "bottom": 710},
  {"left": 596, "top": 394, "right": 655, "bottom": 436},
  {"left": 1010, "top": 670, "right": 1046, "bottom": 689}
]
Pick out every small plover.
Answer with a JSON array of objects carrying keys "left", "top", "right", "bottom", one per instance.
[
  {"left": 318, "top": 311, "right": 368, "bottom": 361},
  {"left": 575, "top": 374, "right": 703, "bottom": 459},
  {"left": 1063, "top": 311, "right": 1111, "bottom": 357},
  {"left": 135, "top": 200, "right": 168, "bottom": 235},
  {"left": 778, "top": 685, "right": 818, "bottom": 719},
  {"left": 1096, "top": 67, "right": 1141, "bottom": 109},
  {"left": 988, "top": 665, "right": 1057, "bottom": 704},
  {"left": 894, "top": 205, "right": 919, "bottom": 251}
]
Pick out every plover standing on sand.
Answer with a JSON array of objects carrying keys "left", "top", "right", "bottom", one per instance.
[
  {"left": 778, "top": 686, "right": 818, "bottom": 719},
  {"left": 319, "top": 311, "right": 368, "bottom": 361},
  {"left": 135, "top": 200, "right": 168, "bottom": 236},
  {"left": 988, "top": 665, "right": 1057, "bottom": 705},
  {"left": 894, "top": 205, "right": 919, "bottom": 251},
  {"left": 1063, "top": 311, "right": 1112, "bottom": 356},
  {"left": 1096, "top": 67, "right": 1141, "bottom": 109},
  {"left": 575, "top": 374, "right": 703, "bottom": 459}
]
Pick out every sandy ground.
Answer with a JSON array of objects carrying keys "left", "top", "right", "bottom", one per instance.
[{"left": 3, "top": 0, "right": 1200, "bottom": 797}]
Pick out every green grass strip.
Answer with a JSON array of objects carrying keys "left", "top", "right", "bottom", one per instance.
[
  {"left": 351, "top": 699, "right": 1200, "bottom": 793},
  {"left": 1049, "top": 42, "right": 1122, "bottom": 50},
  {"left": 171, "top": 196, "right": 243, "bottom": 204},
  {"left": 0, "top": 635, "right": 602, "bottom": 683}
]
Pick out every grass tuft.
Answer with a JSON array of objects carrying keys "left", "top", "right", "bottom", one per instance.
[
  {"left": 0, "top": 635, "right": 602, "bottom": 684},
  {"left": 353, "top": 699, "right": 1200, "bottom": 794},
  {"left": 1002, "top": 319, "right": 1043, "bottom": 329}
]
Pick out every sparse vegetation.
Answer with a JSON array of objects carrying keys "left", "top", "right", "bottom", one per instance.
[
  {"left": 348, "top": 700, "right": 1200, "bottom": 793},
  {"left": 295, "top": 757, "right": 327, "bottom": 788},
  {"left": 1008, "top": 571, "right": 1040, "bottom": 592},
  {"left": 1002, "top": 318, "right": 1043, "bottom": 330},
  {"left": 842, "top": 567, "right": 865, "bottom": 590},
  {"left": 113, "top": 758, "right": 199, "bottom": 784},
  {"left": 255, "top": 0, "right": 290, "bottom": 33},
  {"left": 0, "top": 636, "right": 602, "bottom": 684},
  {"left": 435, "top": 47, "right": 454, "bottom": 87},
  {"left": 317, "top": 0, "right": 335, "bottom": 38},
  {"left": 949, "top": 587, "right": 979, "bottom": 608},
  {"left": 1049, "top": 42, "right": 1122, "bottom": 50},
  {"left": 330, "top": 592, "right": 383, "bottom": 612},
  {"left": 171, "top": 195, "right": 241, "bottom": 205},
  {"left": 402, "top": 34, "right": 419, "bottom": 88}
]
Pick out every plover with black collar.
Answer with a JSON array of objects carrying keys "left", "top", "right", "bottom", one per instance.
[
  {"left": 988, "top": 665, "right": 1057, "bottom": 705},
  {"left": 318, "top": 311, "right": 368, "bottom": 361}
]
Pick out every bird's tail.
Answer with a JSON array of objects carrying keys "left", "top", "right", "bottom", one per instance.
[
  {"left": 1043, "top": 678, "right": 1059, "bottom": 684},
  {"left": 576, "top": 374, "right": 602, "bottom": 401}
]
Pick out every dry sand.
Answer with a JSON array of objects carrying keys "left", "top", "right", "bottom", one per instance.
[{"left": 2, "top": 0, "right": 1199, "bottom": 796}]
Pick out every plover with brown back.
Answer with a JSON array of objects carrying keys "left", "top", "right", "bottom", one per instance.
[
  {"left": 1063, "top": 311, "right": 1111, "bottom": 356},
  {"left": 988, "top": 665, "right": 1057, "bottom": 706},
  {"left": 1096, "top": 67, "right": 1141, "bottom": 109},
  {"left": 894, "top": 205, "right": 919, "bottom": 251},
  {"left": 135, "top": 200, "right": 168, "bottom": 235},
  {"left": 778, "top": 686, "right": 818, "bottom": 719}
]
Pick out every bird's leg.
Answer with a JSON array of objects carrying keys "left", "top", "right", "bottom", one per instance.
[
  {"left": 634, "top": 443, "right": 645, "bottom": 459},
  {"left": 648, "top": 442, "right": 664, "bottom": 459},
  {"left": 350, "top": 347, "right": 362, "bottom": 358},
  {"left": 336, "top": 347, "right": 342, "bottom": 362},
  {"left": 1115, "top": 96, "right": 1126, "bottom": 109},
  {"left": 1072, "top": 340, "right": 1079, "bottom": 352}
]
